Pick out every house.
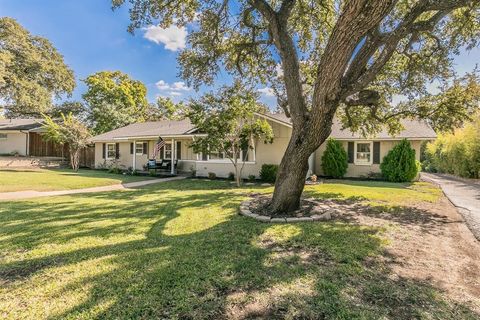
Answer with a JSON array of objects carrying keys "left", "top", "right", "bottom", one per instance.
[
  {"left": 0, "top": 118, "right": 68, "bottom": 157},
  {"left": 90, "top": 113, "right": 436, "bottom": 178}
]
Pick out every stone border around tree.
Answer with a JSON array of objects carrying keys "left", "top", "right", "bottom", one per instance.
[{"left": 239, "top": 199, "right": 332, "bottom": 223}]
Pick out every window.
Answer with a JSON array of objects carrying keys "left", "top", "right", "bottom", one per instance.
[
  {"left": 209, "top": 150, "right": 224, "bottom": 160},
  {"left": 163, "top": 143, "right": 172, "bottom": 159},
  {"left": 0, "top": 133, "right": 7, "bottom": 140},
  {"left": 135, "top": 142, "right": 144, "bottom": 155},
  {"left": 106, "top": 143, "right": 116, "bottom": 159},
  {"left": 355, "top": 142, "right": 372, "bottom": 165}
]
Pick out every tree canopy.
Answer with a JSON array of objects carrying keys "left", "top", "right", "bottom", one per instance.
[
  {"left": 0, "top": 17, "right": 75, "bottom": 117},
  {"left": 83, "top": 71, "right": 149, "bottom": 134},
  {"left": 114, "top": 0, "right": 480, "bottom": 213}
]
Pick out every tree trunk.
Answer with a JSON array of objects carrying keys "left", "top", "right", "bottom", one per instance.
[{"left": 70, "top": 148, "right": 80, "bottom": 171}]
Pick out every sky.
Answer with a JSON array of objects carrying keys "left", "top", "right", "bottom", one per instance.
[{"left": 1, "top": 0, "right": 478, "bottom": 109}]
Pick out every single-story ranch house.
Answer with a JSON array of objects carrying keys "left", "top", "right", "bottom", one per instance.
[{"left": 91, "top": 113, "right": 436, "bottom": 178}]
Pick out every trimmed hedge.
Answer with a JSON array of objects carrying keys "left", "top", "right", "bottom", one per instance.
[
  {"left": 321, "top": 138, "right": 348, "bottom": 178},
  {"left": 380, "top": 139, "right": 419, "bottom": 182},
  {"left": 260, "top": 164, "right": 278, "bottom": 183}
]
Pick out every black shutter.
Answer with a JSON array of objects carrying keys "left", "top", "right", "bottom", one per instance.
[
  {"left": 176, "top": 141, "right": 181, "bottom": 160},
  {"left": 373, "top": 142, "right": 381, "bottom": 164},
  {"left": 115, "top": 143, "right": 120, "bottom": 159},
  {"left": 348, "top": 142, "right": 354, "bottom": 164},
  {"left": 143, "top": 142, "right": 148, "bottom": 156},
  {"left": 102, "top": 143, "right": 106, "bottom": 159},
  {"left": 130, "top": 142, "right": 134, "bottom": 154}
]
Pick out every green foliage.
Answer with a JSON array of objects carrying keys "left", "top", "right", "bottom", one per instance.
[
  {"left": 83, "top": 71, "right": 149, "bottom": 134},
  {"left": 227, "top": 172, "right": 235, "bottom": 181},
  {"left": 208, "top": 172, "right": 216, "bottom": 180},
  {"left": 49, "top": 101, "right": 88, "bottom": 121},
  {"left": 321, "top": 138, "right": 348, "bottom": 178},
  {"left": 0, "top": 17, "right": 75, "bottom": 117},
  {"left": 380, "top": 139, "right": 419, "bottom": 182},
  {"left": 42, "top": 113, "right": 91, "bottom": 171},
  {"left": 260, "top": 164, "right": 278, "bottom": 183},
  {"left": 424, "top": 114, "right": 480, "bottom": 178},
  {"left": 248, "top": 174, "right": 256, "bottom": 182},
  {"left": 146, "top": 97, "right": 188, "bottom": 121},
  {"left": 189, "top": 82, "right": 273, "bottom": 186}
]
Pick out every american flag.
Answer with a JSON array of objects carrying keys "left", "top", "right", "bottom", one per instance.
[{"left": 152, "top": 137, "right": 165, "bottom": 158}]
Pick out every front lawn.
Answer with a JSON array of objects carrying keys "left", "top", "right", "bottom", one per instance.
[
  {"left": 0, "top": 179, "right": 478, "bottom": 319},
  {"left": 0, "top": 169, "right": 154, "bottom": 192}
]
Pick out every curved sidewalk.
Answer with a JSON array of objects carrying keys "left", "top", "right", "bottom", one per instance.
[
  {"left": 422, "top": 173, "right": 480, "bottom": 241},
  {"left": 0, "top": 176, "right": 186, "bottom": 201}
]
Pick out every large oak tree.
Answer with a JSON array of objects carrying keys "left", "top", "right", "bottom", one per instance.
[
  {"left": 0, "top": 17, "right": 75, "bottom": 117},
  {"left": 113, "top": 0, "right": 480, "bottom": 213}
]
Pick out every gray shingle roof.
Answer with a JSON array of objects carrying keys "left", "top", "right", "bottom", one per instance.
[
  {"left": 265, "top": 113, "right": 436, "bottom": 139},
  {"left": 91, "top": 119, "right": 196, "bottom": 142},
  {"left": 91, "top": 113, "right": 436, "bottom": 142},
  {"left": 0, "top": 118, "right": 44, "bottom": 131}
]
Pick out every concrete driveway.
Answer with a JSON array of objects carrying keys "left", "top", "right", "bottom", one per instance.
[{"left": 422, "top": 173, "right": 480, "bottom": 241}]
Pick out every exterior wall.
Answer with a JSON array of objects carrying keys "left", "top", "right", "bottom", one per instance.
[
  {"left": 314, "top": 139, "right": 423, "bottom": 178},
  {"left": 194, "top": 121, "right": 291, "bottom": 178},
  {"left": 0, "top": 132, "right": 27, "bottom": 156}
]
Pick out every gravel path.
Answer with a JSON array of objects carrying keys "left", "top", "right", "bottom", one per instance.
[
  {"left": 0, "top": 176, "right": 186, "bottom": 201},
  {"left": 422, "top": 173, "right": 480, "bottom": 241}
]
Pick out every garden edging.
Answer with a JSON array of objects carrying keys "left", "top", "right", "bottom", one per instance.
[{"left": 239, "top": 199, "right": 332, "bottom": 223}]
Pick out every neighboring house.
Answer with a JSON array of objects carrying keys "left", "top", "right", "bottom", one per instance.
[
  {"left": 90, "top": 113, "right": 436, "bottom": 178},
  {"left": 0, "top": 118, "right": 68, "bottom": 157}
]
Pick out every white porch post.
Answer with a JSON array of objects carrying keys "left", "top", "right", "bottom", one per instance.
[
  {"left": 307, "top": 152, "right": 315, "bottom": 178},
  {"left": 133, "top": 140, "right": 136, "bottom": 170},
  {"left": 171, "top": 138, "right": 175, "bottom": 175}
]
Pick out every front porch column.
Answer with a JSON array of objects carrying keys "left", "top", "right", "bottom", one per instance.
[
  {"left": 133, "top": 140, "right": 136, "bottom": 170},
  {"left": 307, "top": 152, "right": 315, "bottom": 178},
  {"left": 171, "top": 138, "right": 175, "bottom": 175}
]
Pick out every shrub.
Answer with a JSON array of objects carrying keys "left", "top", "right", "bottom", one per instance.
[
  {"left": 208, "top": 172, "right": 216, "bottom": 180},
  {"left": 321, "top": 138, "right": 348, "bottom": 178},
  {"left": 228, "top": 172, "right": 235, "bottom": 181},
  {"left": 423, "top": 115, "right": 480, "bottom": 178},
  {"left": 248, "top": 174, "right": 256, "bottom": 182},
  {"left": 260, "top": 164, "right": 278, "bottom": 183},
  {"left": 380, "top": 139, "right": 419, "bottom": 182}
]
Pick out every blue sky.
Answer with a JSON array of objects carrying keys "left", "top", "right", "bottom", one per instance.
[{"left": 1, "top": 0, "right": 478, "bottom": 108}]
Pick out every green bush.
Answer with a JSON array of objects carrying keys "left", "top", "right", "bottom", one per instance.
[
  {"left": 248, "top": 174, "right": 256, "bottom": 182},
  {"left": 260, "top": 164, "right": 278, "bottom": 183},
  {"left": 424, "top": 115, "right": 480, "bottom": 178},
  {"left": 380, "top": 139, "right": 419, "bottom": 182},
  {"left": 208, "top": 172, "right": 216, "bottom": 180},
  {"left": 321, "top": 138, "right": 348, "bottom": 178}
]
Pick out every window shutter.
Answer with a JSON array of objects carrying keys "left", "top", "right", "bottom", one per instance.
[
  {"left": 102, "top": 143, "right": 106, "bottom": 159},
  {"left": 160, "top": 146, "right": 164, "bottom": 159},
  {"left": 115, "top": 143, "right": 120, "bottom": 159},
  {"left": 373, "top": 142, "right": 381, "bottom": 164},
  {"left": 143, "top": 142, "right": 148, "bottom": 156},
  {"left": 176, "top": 141, "right": 181, "bottom": 160},
  {"left": 130, "top": 143, "right": 134, "bottom": 154},
  {"left": 347, "top": 142, "right": 354, "bottom": 164}
]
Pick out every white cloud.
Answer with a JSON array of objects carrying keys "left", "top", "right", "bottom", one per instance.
[
  {"left": 258, "top": 87, "right": 275, "bottom": 97},
  {"left": 143, "top": 25, "right": 187, "bottom": 51},
  {"left": 155, "top": 80, "right": 191, "bottom": 98}
]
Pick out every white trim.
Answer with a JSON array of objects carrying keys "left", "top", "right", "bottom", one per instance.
[
  {"left": 106, "top": 143, "right": 116, "bottom": 160},
  {"left": 196, "top": 160, "right": 257, "bottom": 165},
  {"left": 335, "top": 137, "right": 435, "bottom": 141},
  {"left": 132, "top": 140, "right": 137, "bottom": 169},
  {"left": 254, "top": 112, "right": 292, "bottom": 128},
  {"left": 354, "top": 141, "right": 373, "bottom": 166}
]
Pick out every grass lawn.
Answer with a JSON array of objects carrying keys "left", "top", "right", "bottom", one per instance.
[
  {"left": 0, "top": 179, "right": 478, "bottom": 319},
  {"left": 0, "top": 169, "right": 154, "bottom": 192}
]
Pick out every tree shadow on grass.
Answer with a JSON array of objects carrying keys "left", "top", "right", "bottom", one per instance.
[{"left": 0, "top": 180, "right": 478, "bottom": 319}]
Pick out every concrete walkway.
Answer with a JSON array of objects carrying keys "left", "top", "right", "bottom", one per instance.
[
  {"left": 0, "top": 176, "right": 186, "bottom": 201},
  {"left": 422, "top": 173, "right": 480, "bottom": 241}
]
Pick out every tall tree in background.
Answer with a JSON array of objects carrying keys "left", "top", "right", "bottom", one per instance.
[
  {"left": 83, "top": 71, "right": 149, "bottom": 134},
  {"left": 0, "top": 17, "right": 75, "bottom": 117},
  {"left": 114, "top": 0, "right": 480, "bottom": 213}
]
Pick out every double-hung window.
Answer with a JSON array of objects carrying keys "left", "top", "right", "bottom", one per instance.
[
  {"left": 355, "top": 141, "right": 373, "bottom": 165},
  {"left": 0, "top": 133, "right": 7, "bottom": 140},
  {"left": 135, "top": 142, "right": 144, "bottom": 155},
  {"left": 163, "top": 143, "right": 172, "bottom": 159},
  {"left": 106, "top": 143, "right": 116, "bottom": 159}
]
